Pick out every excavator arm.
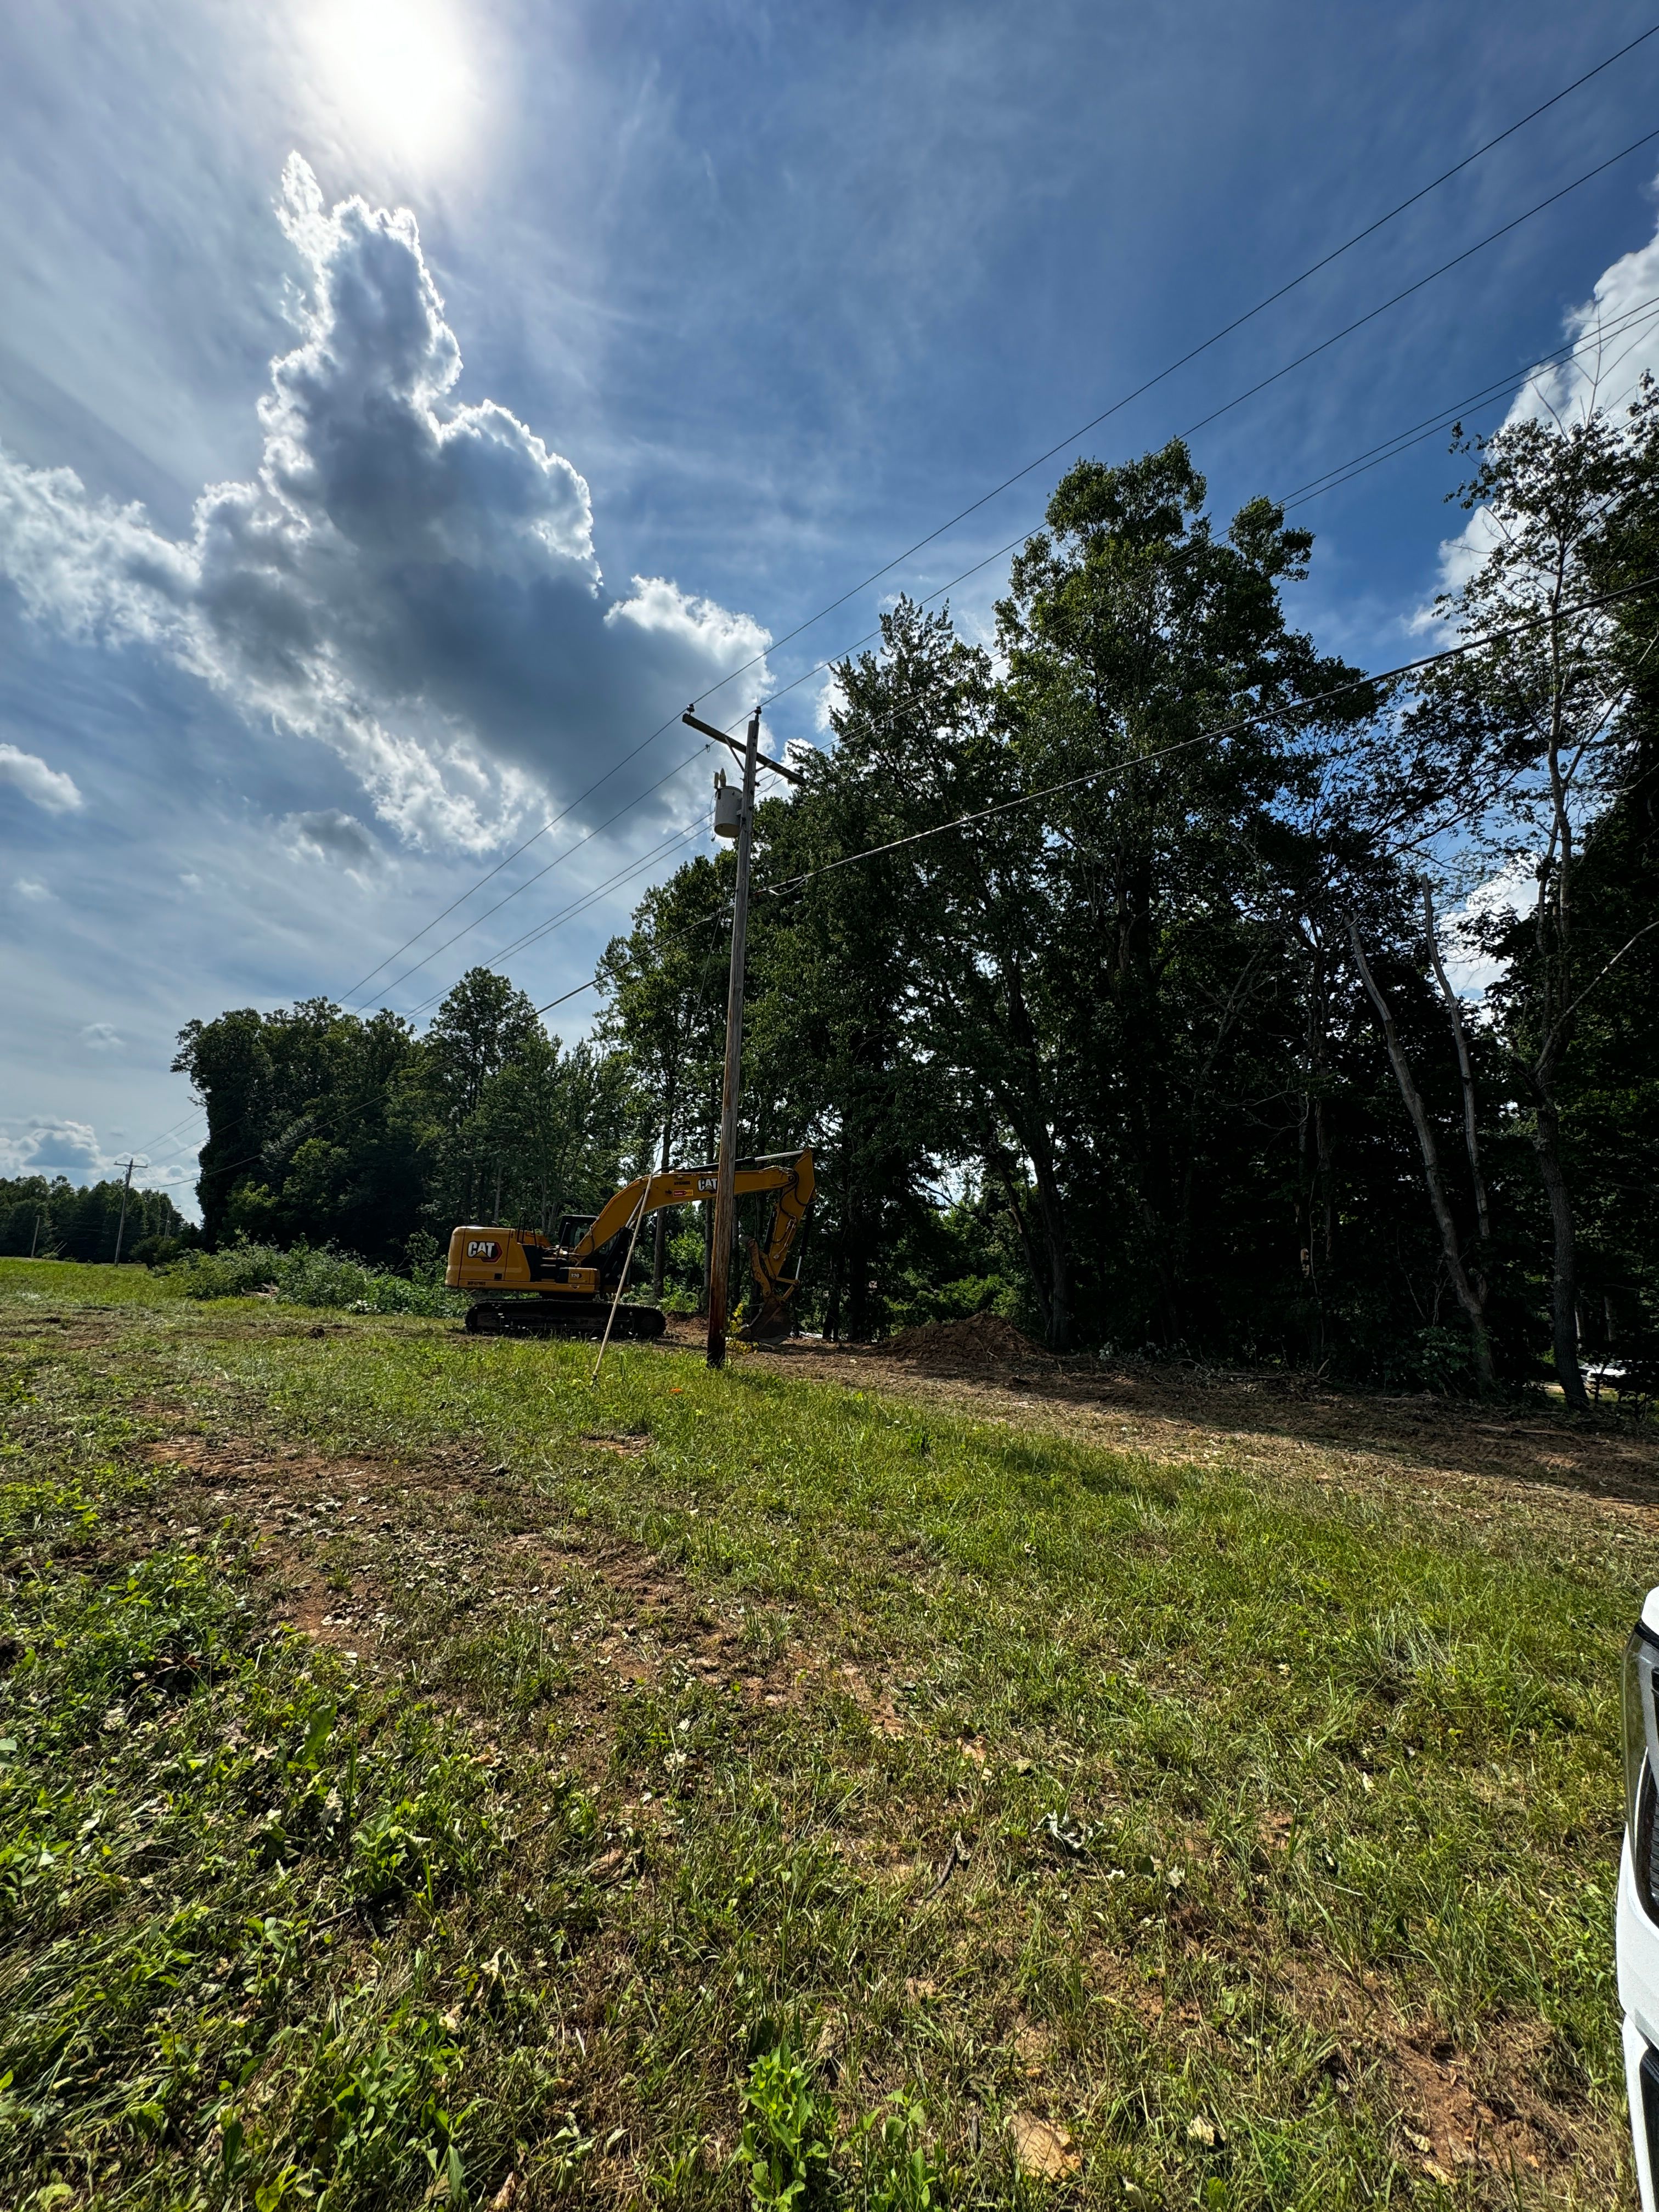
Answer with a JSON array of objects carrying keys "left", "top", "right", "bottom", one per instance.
[{"left": 569, "top": 1150, "right": 812, "bottom": 1263}]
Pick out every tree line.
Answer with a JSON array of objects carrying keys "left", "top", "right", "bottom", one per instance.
[
  {"left": 176, "top": 400, "right": 1659, "bottom": 1401},
  {"left": 0, "top": 1176, "right": 187, "bottom": 1264}
]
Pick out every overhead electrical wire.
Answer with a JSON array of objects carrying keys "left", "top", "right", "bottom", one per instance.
[
  {"left": 753, "top": 576, "right": 1659, "bottom": 899},
  {"left": 353, "top": 211, "right": 1659, "bottom": 1024},
  {"left": 510, "top": 575, "right": 1659, "bottom": 1020},
  {"left": 328, "top": 33, "right": 1659, "bottom": 1021},
  {"left": 1280, "top": 291, "right": 1659, "bottom": 505},
  {"left": 176, "top": 264, "right": 1659, "bottom": 1105},
  {"left": 400, "top": 810, "right": 721, "bottom": 1021},
  {"left": 750, "top": 290, "right": 1659, "bottom": 726},
  {"left": 347, "top": 742, "right": 719, "bottom": 1010},
  {"left": 658, "top": 25, "right": 1659, "bottom": 723}
]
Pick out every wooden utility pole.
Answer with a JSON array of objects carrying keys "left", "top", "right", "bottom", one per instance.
[
  {"left": 704, "top": 707, "right": 761, "bottom": 1368},
  {"left": 112, "top": 1157, "right": 136, "bottom": 1266}
]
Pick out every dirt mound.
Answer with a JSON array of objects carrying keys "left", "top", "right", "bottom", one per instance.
[{"left": 882, "top": 1313, "right": 1051, "bottom": 1370}]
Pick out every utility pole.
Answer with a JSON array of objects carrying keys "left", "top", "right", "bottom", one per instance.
[
  {"left": 703, "top": 706, "right": 761, "bottom": 1368},
  {"left": 112, "top": 1158, "right": 136, "bottom": 1266}
]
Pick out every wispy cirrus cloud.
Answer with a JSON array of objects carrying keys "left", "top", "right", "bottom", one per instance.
[{"left": 0, "top": 155, "right": 769, "bottom": 853}]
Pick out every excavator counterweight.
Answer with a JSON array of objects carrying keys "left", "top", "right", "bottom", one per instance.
[{"left": 445, "top": 1148, "right": 815, "bottom": 1340}]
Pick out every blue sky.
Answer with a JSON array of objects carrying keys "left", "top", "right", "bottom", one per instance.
[{"left": 4, "top": 0, "right": 1659, "bottom": 1207}]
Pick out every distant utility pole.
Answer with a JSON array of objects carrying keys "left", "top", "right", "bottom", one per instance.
[
  {"left": 29, "top": 1211, "right": 41, "bottom": 1260},
  {"left": 112, "top": 1157, "right": 136, "bottom": 1266},
  {"left": 681, "top": 703, "right": 803, "bottom": 1370}
]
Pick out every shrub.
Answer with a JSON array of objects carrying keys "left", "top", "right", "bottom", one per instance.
[{"left": 163, "top": 1239, "right": 461, "bottom": 1316}]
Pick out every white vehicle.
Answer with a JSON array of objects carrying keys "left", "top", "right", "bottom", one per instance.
[{"left": 1619, "top": 1590, "right": 1659, "bottom": 2207}]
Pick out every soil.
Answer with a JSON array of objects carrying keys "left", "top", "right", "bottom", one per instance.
[
  {"left": 881, "top": 1313, "right": 1052, "bottom": 1369},
  {"left": 135, "top": 1425, "right": 814, "bottom": 1773}
]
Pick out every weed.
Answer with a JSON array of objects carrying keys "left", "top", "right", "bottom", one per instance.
[{"left": 0, "top": 1259, "right": 1643, "bottom": 2205}]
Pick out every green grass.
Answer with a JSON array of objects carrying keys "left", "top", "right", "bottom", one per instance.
[{"left": 0, "top": 1260, "right": 1643, "bottom": 2208}]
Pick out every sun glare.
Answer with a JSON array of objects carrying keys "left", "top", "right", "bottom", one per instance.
[{"left": 310, "top": 0, "right": 476, "bottom": 165}]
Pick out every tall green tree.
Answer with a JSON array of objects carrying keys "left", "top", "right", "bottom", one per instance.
[{"left": 596, "top": 855, "right": 732, "bottom": 1297}]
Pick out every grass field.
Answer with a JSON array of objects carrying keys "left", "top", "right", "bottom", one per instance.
[{"left": 0, "top": 1259, "right": 1649, "bottom": 2209}]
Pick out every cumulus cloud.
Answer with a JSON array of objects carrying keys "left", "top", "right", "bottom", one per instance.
[
  {"left": 0, "top": 741, "right": 83, "bottom": 812},
  {"left": 0, "top": 1116, "right": 193, "bottom": 1191},
  {"left": 0, "top": 1117, "right": 107, "bottom": 1178},
  {"left": 814, "top": 670, "right": 845, "bottom": 735},
  {"left": 80, "top": 1022, "right": 123, "bottom": 1052},
  {"left": 284, "top": 806, "right": 380, "bottom": 870},
  {"left": 13, "top": 877, "right": 53, "bottom": 902},
  {"left": 0, "top": 154, "right": 769, "bottom": 850}
]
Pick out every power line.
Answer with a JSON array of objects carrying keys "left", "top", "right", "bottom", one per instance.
[
  {"left": 515, "top": 578, "right": 1659, "bottom": 1022},
  {"left": 192, "top": 274, "right": 1659, "bottom": 1062},
  {"left": 753, "top": 575, "right": 1659, "bottom": 899},
  {"left": 348, "top": 742, "right": 718, "bottom": 1010},
  {"left": 1281, "top": 290, "right": 1659, "bottom": 505},
  {"left": 334, "top": 714, "right": 738, "bottom": 1005},
  {"left": 400, "top": 811, "right": 719, "bottom": 1020},
  {"left": 435, "top": 290, "right": 1659, "bottom": 1022},
  {"left": 323, "top": 35, "right": 1657, "bottom": 1019},
  {"left": 751, "top": 290, "right": 1659, "bottom": 725},
  {"left": 354, "top": 148, "right": 1659, "bottom": 1023},
  {"left": 1178, "top": 122, "right": 1659, "bottom": 445},
  {"left": 394, "top": 756, "right": 794, "bottom": 1022},
  {"left": 659, "top": 27, "right": 1659, "bottom": 722}
]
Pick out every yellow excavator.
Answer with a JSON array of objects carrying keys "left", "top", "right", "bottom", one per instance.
[{"left": 445, "top": 1147, "right": 815, "bottom": 1342}]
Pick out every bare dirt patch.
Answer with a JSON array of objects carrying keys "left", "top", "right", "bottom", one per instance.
[
  {"left": 882, "top": 1314, "right": 1052, "bottom": 1371},
  {"left": 140, "top": 1425, "right": 810, "bottom": 1726}
]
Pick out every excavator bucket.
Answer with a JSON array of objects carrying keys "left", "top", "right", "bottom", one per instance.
[
  {"left": 736, "top": 1273, "right": 802, "bottom": 1344},
  {"left": 735, "top": 1150, "right": 815, "bottom": 1342}
]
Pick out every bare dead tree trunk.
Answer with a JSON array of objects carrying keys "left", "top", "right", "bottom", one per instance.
[
  {"left": 985, "top": 1136, "right": 1052, "bottom": 1340},
  {"left": 1514, "top": 1062, "right": 1588, "bottom": 1410},
  {"left": 1421, "top": 880, "right": 1492, "bottom": 1248},
  {"left": 1348, "top": 919, "right": 1496, "bottom": 1389}
]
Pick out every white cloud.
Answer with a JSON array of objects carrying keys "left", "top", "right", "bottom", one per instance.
[
  {"left": 1434, "top": 189, "right": 1659, "bottom": 601},
  {"left": 80, "top": 1022, "right": 123, "bottom": 1052},
  {"left": 814, "top": 670, "right": 845, "bottom": 735},
  {"left": 178, "top": 871, "right": 203, "bottom": 891},
  {"left": 1437, "top": 856, "right": 1537, "bottom": 1002},
  {"left": 0, "top": 1116, "right": 106, "bottom": 1178},
  {"left": 13, "top": 876, "right": 53, "bottom": 902},
  {"left": 0, "top": 741, "right": 82, "bottom": 812},
  {"left": 0, "top": 155, "right": 769, "bottom": 853},
  {"left": 0, "top": 1115, "right": 196, "bottom": 1191}
]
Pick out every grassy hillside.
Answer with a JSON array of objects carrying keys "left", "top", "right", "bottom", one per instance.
[{"left": 0, "top": 1260, "right": 1644, "bottom": 2207}]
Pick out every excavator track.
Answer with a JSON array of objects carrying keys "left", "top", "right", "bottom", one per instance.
[{"left": 464, "top": 1300, "right": 667, "bottom": 1340}]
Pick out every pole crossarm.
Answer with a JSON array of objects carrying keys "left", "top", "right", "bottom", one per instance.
[{"left": 682, "top": 708, "right": 805, "bottom": 786}]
